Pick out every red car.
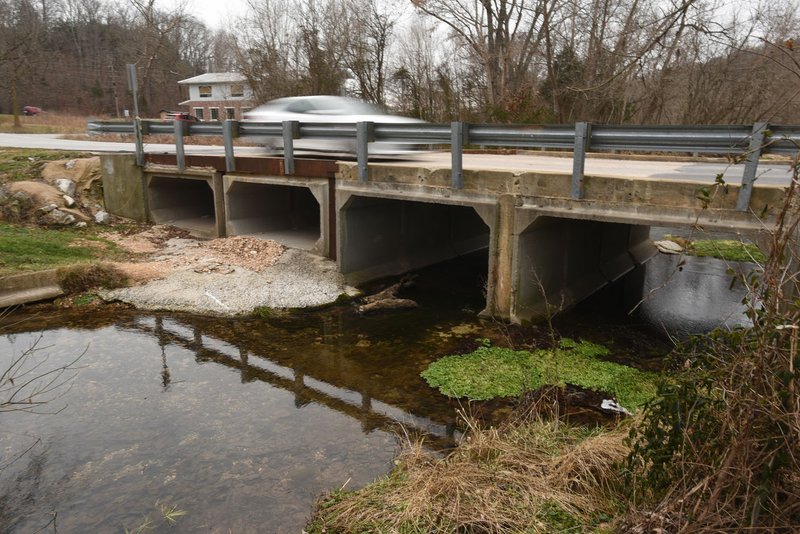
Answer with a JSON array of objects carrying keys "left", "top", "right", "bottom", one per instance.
[{"left": 23, "top": 106, "right": 42, "bottom": 116}]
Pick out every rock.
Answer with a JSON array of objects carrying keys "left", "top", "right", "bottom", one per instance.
[
  {"left": 65, "top": 159, "right": 76, "bottom": 170},
  {"left": 654, "top": 239, "right": 684, "bottom": 255},
  {"left": 7, "top": 181, "right": 90, "bottom": 222},
  {"left": 39, "top": 203, "right": 59, "bottom": 214},
  {"left": 40, "top": 208, "right": 76, "bottom": 226},
  {"left": 55, "top": 178, "right": 77, "bottom": 196},
  {"left": 75, "top": 221, "right": 88, "bottom": 228},
  {"left": 63, "top": 195, "right": 76, "bottom": 208},
  {"left": 94, "top": 210, "right": 111, "bottom": 224}
]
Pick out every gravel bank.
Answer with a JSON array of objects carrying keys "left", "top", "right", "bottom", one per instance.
[{"left": 101, "top": 247, "right": 359, "bottom": 316}]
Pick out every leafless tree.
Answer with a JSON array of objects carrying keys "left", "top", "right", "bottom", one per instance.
[{"left": 0, "top": 0, "right": 45, "bottom": 124}]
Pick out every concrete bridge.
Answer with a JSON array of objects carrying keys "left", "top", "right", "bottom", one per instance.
[{"left": 101, "top": 151, "right": 786, "bottom": 322}]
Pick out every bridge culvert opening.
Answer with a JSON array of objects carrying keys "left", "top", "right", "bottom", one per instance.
[
  {"left": 339, "top": 196, "right": 490, "bottom": 309},
  {"left": 516, "top": 217, "right": 653, "bottom": 321},
  {"left": 227, "top": 181, "right": 321, "bottom": 251},
  {"left": 147, "top": 175, "right": 216, "bottom": 237}
]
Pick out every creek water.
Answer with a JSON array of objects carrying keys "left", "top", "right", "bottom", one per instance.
[{"left": 0, "top": 250, "right": 758, "bottom": 533}]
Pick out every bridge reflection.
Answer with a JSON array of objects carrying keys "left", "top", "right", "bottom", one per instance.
[{"left": 127, "top": 315, "right": 461, "bottom": 449}]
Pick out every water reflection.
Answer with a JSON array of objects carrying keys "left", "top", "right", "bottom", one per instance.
[{"left": 0, "top": 307, "right": 480, "bottom": 533}]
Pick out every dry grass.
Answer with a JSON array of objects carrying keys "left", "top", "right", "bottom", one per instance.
[
  {"left": 0, "top": 113, "right": 93, "bottom": 134},
  {"left": 308, "top": 410, "right": 629, "bottom": 533}
]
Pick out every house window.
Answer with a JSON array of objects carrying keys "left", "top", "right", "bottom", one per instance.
[
  {"left": 210, "top": 107, "right": 219, "bottom": 121},
  {"left": 230, "top": 84, "right": 244, "bottom": 97},
  {"left": 193, "top": 107, "right": 204, "bottom": 120},
  {"left": 199, "top": 85, "right": 212, "bottom": 98},
  {"left": 225, "top": 107, "right": 235, "bottom": 120}
]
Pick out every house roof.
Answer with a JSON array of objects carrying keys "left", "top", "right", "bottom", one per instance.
[{"left": 178, "top": 72, "right": 247, "bottom": 85}]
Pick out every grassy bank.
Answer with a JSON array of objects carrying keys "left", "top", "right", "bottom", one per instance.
[{"left": 0, "top": 223, "right": 126, "bottom": 276}]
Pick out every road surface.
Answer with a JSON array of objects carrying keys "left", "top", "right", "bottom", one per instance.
[{"left": 0, "top": 132, "right": 792, "bottom": 186}]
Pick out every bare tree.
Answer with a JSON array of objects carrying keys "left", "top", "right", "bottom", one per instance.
[
  {"left": 0, "top": 0, "right": 45, "bottom": 124},
  {"left": 342, "top": 0, "right": 401, "bottom": 105},
  {"left": 411, "top": 0, "right": 549, "bottom": 119}
]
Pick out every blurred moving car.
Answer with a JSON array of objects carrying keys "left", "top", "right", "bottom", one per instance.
[
  {"left": 23, "top": 106, "right": 42, "bottom": 116},
  {"left": 243, "top": 95, "right": 424, "bottom": 156}
]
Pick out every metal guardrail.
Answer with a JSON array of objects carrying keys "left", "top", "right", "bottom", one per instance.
[{"left": 87, "top": 119, "right": 800, "bottom": 212}]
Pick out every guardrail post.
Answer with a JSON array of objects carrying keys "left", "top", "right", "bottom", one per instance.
[
  {"left": 173, "top": 120, "right": 187, "bottom": 172},
  {"left": 223, "top": 120, "right": 239, "bottom": 172},
  {"left": 357, "top": 121, "right": 374, "bottom": 182},
  {"left": 134, "top": 117, "right": 144, "bottom": 166},
  {"left": 571, "top": 122, "right": 590, "bottom": 199},
  {"left": 736, "top": 122, "right": 769, "bottom": 212},
  {"left": 282, "top": 121, "right": 299, "bottom": 175},
  {"left": 451, "top": 121, "right": 466, "bottom": 189}
]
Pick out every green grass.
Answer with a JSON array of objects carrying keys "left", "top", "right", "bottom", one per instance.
[
  {"left": 0, "top": 223, "right": 125, "bottom": 276},
  {"left": 0, "top": 148, "right": 94, "bottom": 181},
  {"left": 421, "top": 338, "right": 659, "bottom": 411}
]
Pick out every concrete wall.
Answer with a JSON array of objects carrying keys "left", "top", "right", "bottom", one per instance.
[{"left": 101, "top": 154, "right": 147, "bottom": 221}]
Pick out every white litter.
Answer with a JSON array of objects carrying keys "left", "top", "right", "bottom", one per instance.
[{"left": 600, "top": 399, "right": 632, "bottom": 416}]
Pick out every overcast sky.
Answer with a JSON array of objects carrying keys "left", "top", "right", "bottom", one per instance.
[{"left": 170, "top": 0, "right": 779, "bottom": 31}]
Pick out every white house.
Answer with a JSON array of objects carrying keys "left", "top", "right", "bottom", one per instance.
[{"left": 178, "top": 73, "right": 256, "bottom": 121}]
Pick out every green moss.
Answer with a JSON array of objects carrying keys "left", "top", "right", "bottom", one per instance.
[
  {"left": 688, "top": 239, "right": 765, "bottom": 263},
  {"left": 73, "top": 293, "right": 100, "bottom": 306},
  {"left": 665, "top": 235, "right": 765, "bottom": 263},
  {"left": 421, "top": 338, "right": 659, "bottom": 411}
]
